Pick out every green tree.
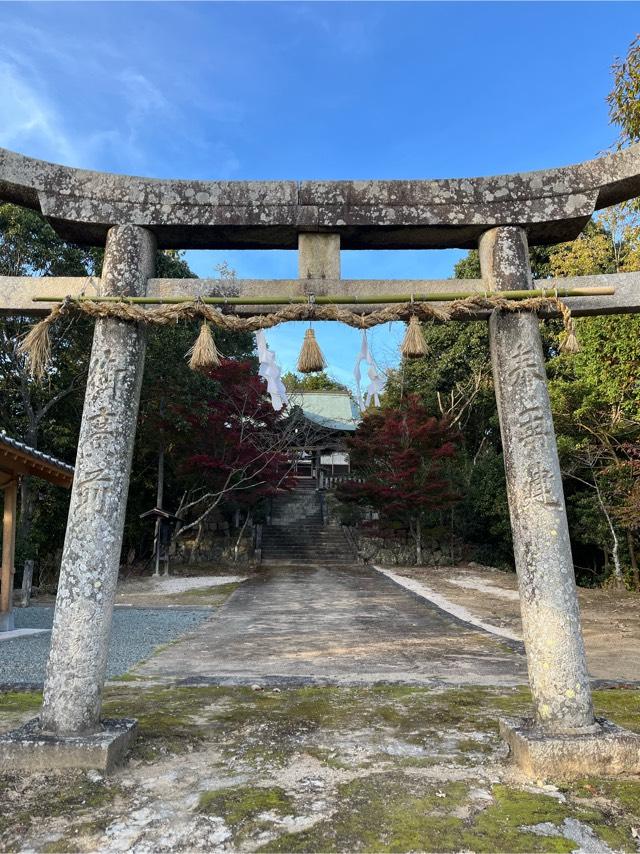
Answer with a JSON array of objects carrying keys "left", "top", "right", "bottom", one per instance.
[
  {"left": 0, "top": 205, "right": 257, "bottom": 576},
  {"left": 608, "top": 34, "right": 640, "bottom": 146},
  {"left": 547, "top": 213, "right": 640, "bottom": 587},
  {"left": 282, "top": 371, "right": 348, "bottom": 392},
  {"left": 0, "top": 204, "right": 98, "bottom": 567}
]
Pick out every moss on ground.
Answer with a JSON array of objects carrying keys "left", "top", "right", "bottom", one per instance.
[
  {"left": 592, "top": 688, "right": 640, "bottom": 733},
  {"left": 197, "top": 784, "right": 294, "bottom": 847},
  {"left": 0, "top": 772, "right": 120, "bottom": 841},
  {"left": 102, "top": 687, "right": 212, "bottom": 759},
  {"left": 261, "top": 776, "right": 636, "bottom": 853},
  {"left": 2, "top": 684, "right": 640, "bottom": 852},
  {"left": 260, "top": 777, "right": 596, "bottom": 853},
  {"left": 198, "top": 784, "right": 292, "bottom": 824},
  {"left": 0, "top": 691, "right": 42, "bottom": 713}
]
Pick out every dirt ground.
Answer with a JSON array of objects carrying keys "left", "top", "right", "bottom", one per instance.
[{"left": 383, "top": 564, "right": 640, "bottom": 684}]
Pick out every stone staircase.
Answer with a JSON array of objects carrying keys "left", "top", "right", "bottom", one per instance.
[{"left": 261, "top": 478, "right": 356, "bottom": 565}]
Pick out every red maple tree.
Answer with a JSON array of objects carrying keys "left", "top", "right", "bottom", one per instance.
[
  {"left": 170, "top": 359, "right": 297, "bottom": 542},
  {"left": 338, "top": 395, "right": 459, "bottom": 563}
]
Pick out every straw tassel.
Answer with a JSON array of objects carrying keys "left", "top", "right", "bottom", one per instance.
[
  {"left": 186, "top": 320, "right": 222, "bottom": 373},
  {"left": 17, "top": 303, "right": 65, "bottom": 381},
  {"left": 556, "top": 302, "right": 581, "bottom": 355},
  {"left": 559, "top": 320, "right": 581, "bottom": 354},
  {"left": 297, "top": 328, "right": 327, "bottom": 373},
  {"left": 401, "top": 316, "right": 428, "bottom": 359}
]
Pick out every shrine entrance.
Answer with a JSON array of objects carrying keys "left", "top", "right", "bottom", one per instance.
[{"left": 1, "top": 143, "right": 639, "bottom": 778}]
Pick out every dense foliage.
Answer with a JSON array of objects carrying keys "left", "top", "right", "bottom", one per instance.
[
  {"left": 282, "top": 371, "right": 348, "bottom": 392},
  {"left": 342, "top": 36, "right": 640, "bottom": 583},
  {"left": 337, "top": 397, "right": 459, "bottom": 563},
  {"left": 1, "top": 35, "right": 638, "bottom": 587},
  {"left": 0, "top": 204, "right": 257, "bottom": 582}
]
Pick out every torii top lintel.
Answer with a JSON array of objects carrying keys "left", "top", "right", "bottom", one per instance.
[{"left": 1, "top": 145, "right": 639, "bottom": 251}]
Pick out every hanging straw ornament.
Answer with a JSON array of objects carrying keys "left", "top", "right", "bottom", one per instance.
[
  {"left": 18, "top": 302, "right": 67, "bottom": 381},
  {"left": 186, "top": 320, "right": 222, "bottom": 373},
  {"left": 555, "top": 298, "right": 581, "bottom": 354},
  {"left": 400, "top": 315, "right": 428, "bottom": 359},
  {"left": 559, "top": 317, "right": 580, "bottom": 354},
  {"left": 297, "top": 327, "right": 327, "bottom": 373}
]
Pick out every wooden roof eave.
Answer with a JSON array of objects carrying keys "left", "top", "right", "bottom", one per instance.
[{"left": 0, "top": 449, "right": 74, "bottom": 489}]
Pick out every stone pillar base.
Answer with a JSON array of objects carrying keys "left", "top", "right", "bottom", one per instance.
[
  {"left": 500, "top": 717, "right": 640, "bottom": 781},
  {"left": 0, "top": 717, "right": 137, "bottom": 773}
]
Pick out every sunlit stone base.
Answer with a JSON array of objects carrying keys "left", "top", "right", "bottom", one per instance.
[
  {"left": 500, "top": 716, "right": 640, "bottom": 782},
  {"left": 0, "top": 717, "right": 137, "bottom": 773}
]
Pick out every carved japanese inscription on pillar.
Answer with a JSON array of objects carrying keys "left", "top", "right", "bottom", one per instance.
[
  {"left": 482, "top": 226, "right": 595, "bottom": 734},
  {"left": 41, "top": 225, "right": 155, "bottom": 736}
]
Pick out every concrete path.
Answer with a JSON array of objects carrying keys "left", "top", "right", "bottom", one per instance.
[{"left": 134, "top": 565, "right": 527, "bottom": 686}]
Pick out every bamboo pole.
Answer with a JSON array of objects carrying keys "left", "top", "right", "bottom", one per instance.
[{"left": 32, "top": 286, "right": 615, "bottom": 306}]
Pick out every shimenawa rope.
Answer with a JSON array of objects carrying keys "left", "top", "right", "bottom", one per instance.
[{"left": 18, "top": 293, "right": 579, "bottom": 380}]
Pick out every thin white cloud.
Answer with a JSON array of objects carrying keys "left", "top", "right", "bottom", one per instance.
[
  {"left": 0, "top": 61, "right": 80, "bottom": 164},
  {"left": 117, "top": 69, "right": 172, "bottom": 123},
  {"left": 284, "top": 4, "right": 381, "bottom": 58}
]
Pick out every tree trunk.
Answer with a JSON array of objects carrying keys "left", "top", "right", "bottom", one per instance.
[
  {"left": 450, "top": 507, "right": 455, "bottom": 563},
  {"left": 593, "top": 477, "right": 624, "bottom": 589},
  {"left": 189, "top": 522, "right": 204, "bottom": 564},
  {"left": 17, "top": 475, "right": 34, "bottom": 545},
  {"left": 234, "top": 512, "right": 251, "bottom": 563},
  {"left": 415, "top": 517, "right": 422, "bottom": 565},
  {"left": 627, "top": 529, "right": 639, "bottom": 591}
]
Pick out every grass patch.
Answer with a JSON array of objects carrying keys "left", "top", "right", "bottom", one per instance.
[
  {"left": 592, "top": 688, "right": 640, "bottom": 733},
  {"left": 198, "top": 784, "right": 293, "bottom": 824},
  {"left": 0, "top": 691, "right": 42, "bottom": 713},
  {"left": 262, "top": 777, "right": 628, "bottom": 853}
]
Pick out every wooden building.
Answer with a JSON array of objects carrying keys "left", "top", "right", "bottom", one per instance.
[
  {"left": 0, "top": 433, "right": 74, "bottom": 632},
  {"left": 286, "top": 391, "right": 360, "bottom": 482}
]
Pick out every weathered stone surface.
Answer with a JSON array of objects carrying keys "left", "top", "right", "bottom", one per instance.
[
  {"left": 482, "top": 226, "right": 594, "bottom": 734},
  {"left": 500, "top": 717, "right": 640, "bottom": 781},
  {"left": 4, "top": 271, "right": 639, "bottom": 318},
  {"left": 298, "top": 234, "right": 341, "bottom": 279},
  {"left": 0, "top": 144, "right": 638, "bottom": 248},
  {"left": 0, "top": 717, "right": 136, "bottom": 773},
  {"left": 40, "top": 225, "right": 155, "bottom": 736}
]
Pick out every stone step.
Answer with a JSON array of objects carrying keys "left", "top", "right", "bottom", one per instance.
[
  {"left": 263, "top": 546, "right": 349, "bottom": 552},
  {"left": 262, "top": 482, "right": 354, "bottom": 562},
  {"left": 264, "top": 552, "right": 350, "bottom": 558},
  {"left": 261, "top": 559, "right": 355, "bottom": 566},
  {"left": 263, "top": 540, "right": 348, "bottom": 548}
]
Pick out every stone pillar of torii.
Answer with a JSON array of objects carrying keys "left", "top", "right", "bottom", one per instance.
[{"left": 0, "top": 144, "right": 639, "bottom": 777}]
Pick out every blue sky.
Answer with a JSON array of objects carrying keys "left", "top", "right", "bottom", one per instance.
[{"left": 0, "top": 1, "right": 637, "bottom": 388}]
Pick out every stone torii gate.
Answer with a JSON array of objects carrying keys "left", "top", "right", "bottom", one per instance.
[{"left": 1, "top": 144, "right": 640, "bottom": 778}]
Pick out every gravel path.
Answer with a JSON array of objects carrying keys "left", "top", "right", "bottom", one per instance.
[{"left": 1, "top": 606, "right": 211, "bottom": 684}]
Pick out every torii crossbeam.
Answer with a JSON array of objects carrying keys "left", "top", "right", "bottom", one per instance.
[{"left": 1, "top": 145, "right": 639, "bottom": 779}]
